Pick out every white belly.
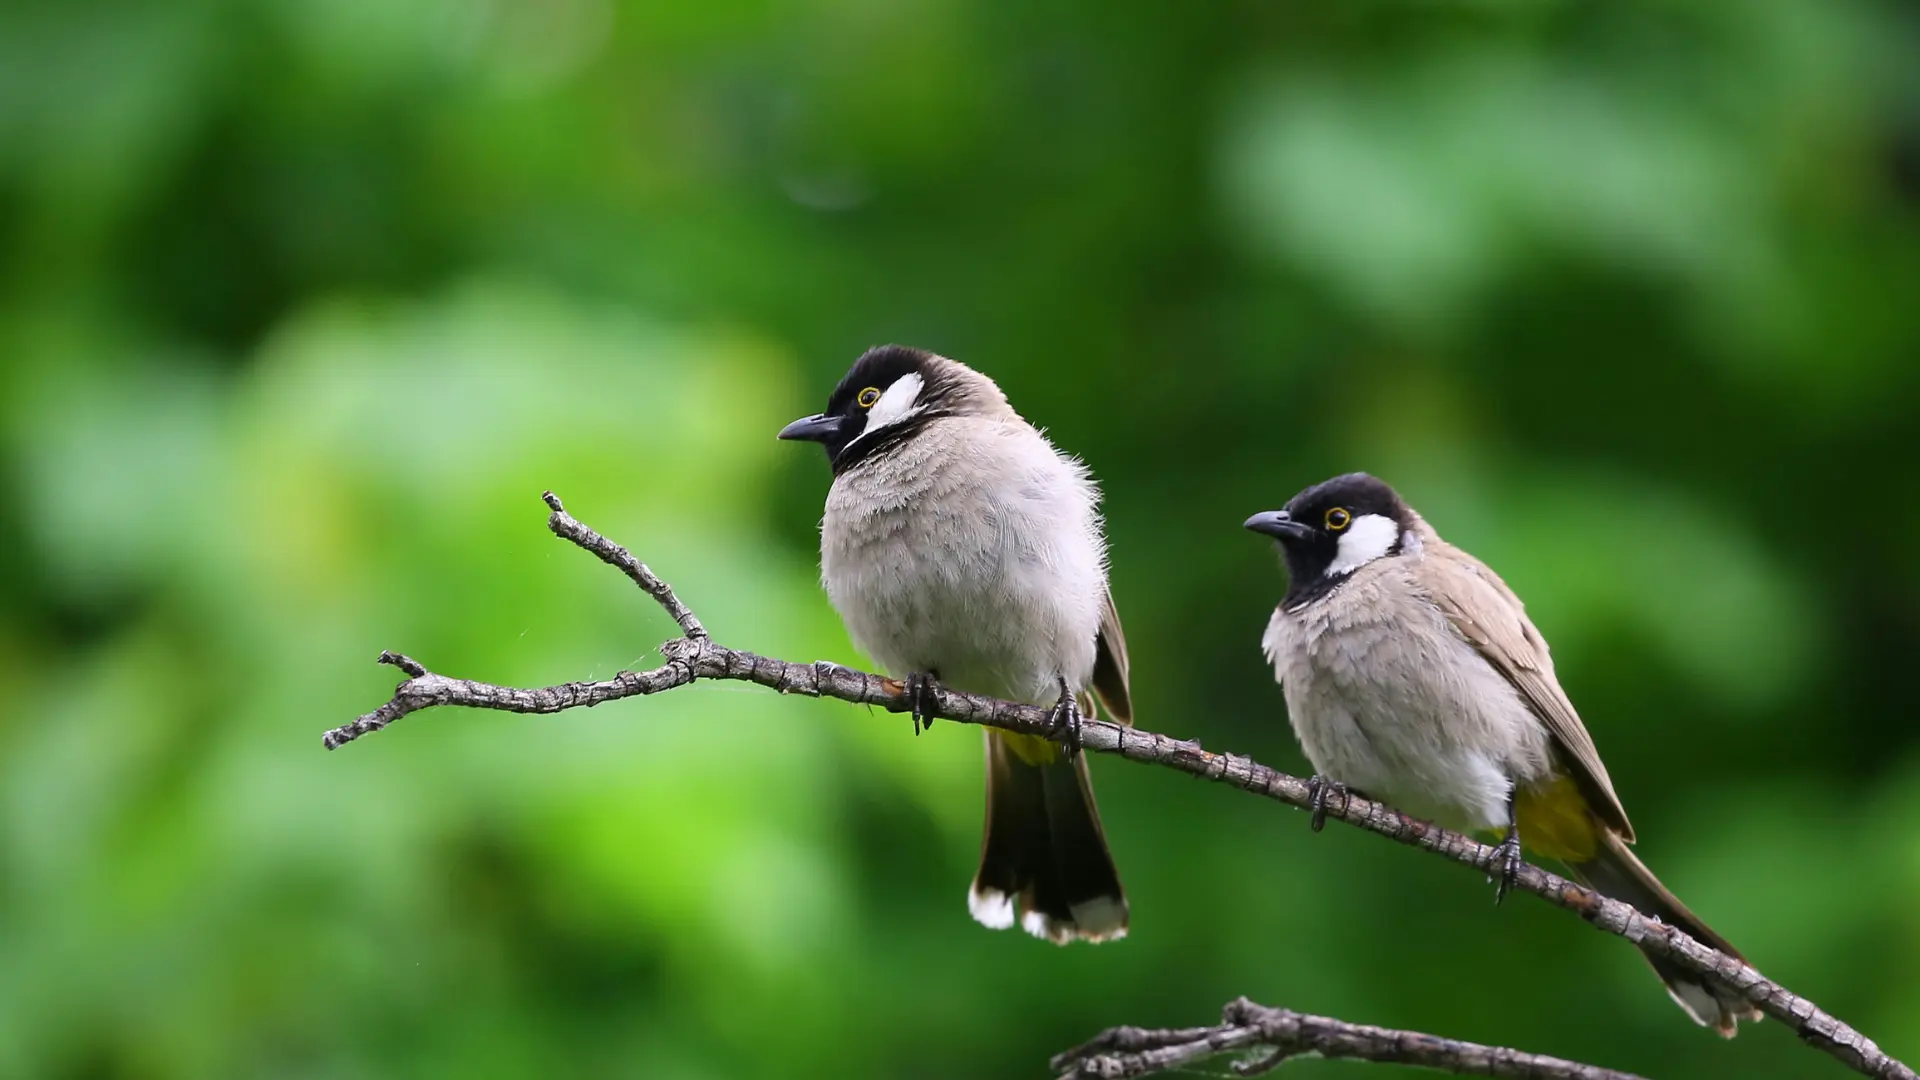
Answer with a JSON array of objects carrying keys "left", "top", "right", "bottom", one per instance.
[
  {"left": 819, "top": 417, "right": 1105, "bottom": 706},
  {"left": 1261, "top": 562, "right": 1552, "bottom": 832}
]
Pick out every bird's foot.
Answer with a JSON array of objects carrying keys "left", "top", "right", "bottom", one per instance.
[
  {"left": 904, "top": 671, "right": 941, "bottom": 734},
  {"left": 1305, "top": 775, "right": 1347, "bottom": 833},
  {"left": 1489, "top": 829, "right": 1524, "bottom": 904},
  {"left": 1045, "top": 677, "right": 1082, "bottom": 758}
]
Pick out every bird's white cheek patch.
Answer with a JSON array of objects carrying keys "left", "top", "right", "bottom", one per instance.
[
  {"left": 1327, "top": 513, "right": 1399, "bottom": 576},
  {"left": 864, "top": 372, "right": 924, "bottom": 433}
]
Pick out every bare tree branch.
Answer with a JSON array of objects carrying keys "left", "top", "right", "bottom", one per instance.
[
  {"left": 322, "top": 492, "right": 1914, "bottom": 1080},
  {"left": 1052, "top": 997, "right": 1648, "bottom": 1079},
  {"left": 541, "top": 491, "right": 707, "bottom": 640}
]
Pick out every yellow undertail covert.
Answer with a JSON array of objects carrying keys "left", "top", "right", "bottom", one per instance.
[
  {"left": 1511, "top": 773, "right": 1601, "bottom": 863},
  {"left": 1001, "top": 690, "right": 1105, "bottom": 767},
  {"left": 1002, "top": 730, "right": 1061, "bottom": 767}
]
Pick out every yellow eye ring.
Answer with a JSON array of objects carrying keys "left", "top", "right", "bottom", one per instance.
[
  {"left": 1325, "top": 507, "right": 1352, "bottom": 531},
  {"left": 856, "top": 387, "right": 882, "bottom": 408}
]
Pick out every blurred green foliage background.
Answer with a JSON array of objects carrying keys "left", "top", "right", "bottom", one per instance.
[{"left": 3, "top": 0, "right": 1918, "bottom": 1076}]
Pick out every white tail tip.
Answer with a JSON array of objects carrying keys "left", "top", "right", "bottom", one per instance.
[{"left": 968, "top": 885, "right": 1016, "bottom": 930}]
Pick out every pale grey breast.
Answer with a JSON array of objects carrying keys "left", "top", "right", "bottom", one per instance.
[
  {"left": 821, "top": 417, "right": 1106, "bottom": 707},
  {"left": 1263, "top": 558, "right": 1554, "bottom": 832}
]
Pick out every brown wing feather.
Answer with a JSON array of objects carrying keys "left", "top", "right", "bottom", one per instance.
[
  {"left": 1421, "top": 537, "right": 1635, "bottom": 842},
  {"left": 1089, "top": 587, "right": 1133, "bottom": 727}
]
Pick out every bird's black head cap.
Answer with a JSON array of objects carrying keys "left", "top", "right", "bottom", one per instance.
[
  {"left": 779, "top": 345, "right": 969, "bottom": 472},
  {"left": 1245, "top": 473, "right": 1417, "bottom": 608}
]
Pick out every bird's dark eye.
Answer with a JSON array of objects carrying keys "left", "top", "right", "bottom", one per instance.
[
  {"left": 1325, "top": 508, "right": 1351, "bottom": 531},
  {"left": 857, "top": 387, "right": 882, "bottom": 408}
]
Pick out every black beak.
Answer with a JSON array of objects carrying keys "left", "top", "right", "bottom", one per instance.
[
  {"left": 778, "top": 413, "right": 844, "bottom": 443},
  {"left": 1244, "top": 510, "right": 1311, "bottom": 542}
]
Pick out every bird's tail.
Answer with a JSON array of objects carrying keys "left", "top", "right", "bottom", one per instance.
[
  {"left": 1566, "top": 830, "right": 1760, "bottom": 1036},
  {"left": 969, "top": 720, "right": 1127, "bottom": 944}
]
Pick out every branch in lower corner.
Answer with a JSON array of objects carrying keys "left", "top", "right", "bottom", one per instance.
[{"left": 1051, "top": 998, "right": 1648, "bottom": 1080}]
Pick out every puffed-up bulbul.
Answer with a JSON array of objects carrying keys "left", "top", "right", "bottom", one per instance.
[
  {"left": 781, "top": 345, "right": 1131, "bottom": 943},
  {"left": 1246, "top": 472, "right": 1759, "bottom": 1035}
]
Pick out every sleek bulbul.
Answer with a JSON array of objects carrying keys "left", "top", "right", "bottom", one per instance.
[
  {"left": 1246, "top": 472, "right": 1758, "bottom": 1035},
  {"left": 781, "top": 345, "right": 1130, "bottom": 943}
]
